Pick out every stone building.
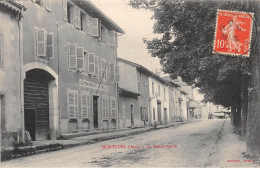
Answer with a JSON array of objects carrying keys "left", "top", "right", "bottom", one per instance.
[
  {"left": 0, "top": 1, "right": 26, "bottom": 146},
  {"left": 117, "top": 58, "right": 150, "bottom": 128},
  {"left": 17, "top": 0, "right": 124, "bottom": 141}
]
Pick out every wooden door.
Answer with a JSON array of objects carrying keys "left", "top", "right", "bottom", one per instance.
[{"left": 93, "top": 96, "right": 99, "bottom": 128}]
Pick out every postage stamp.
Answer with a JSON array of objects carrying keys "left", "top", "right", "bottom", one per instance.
[{"left": 213, "top": 10, "right": 254, "bottom": 57}]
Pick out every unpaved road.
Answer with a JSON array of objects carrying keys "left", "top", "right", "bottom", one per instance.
[{"left": 1, "top": 119, "right": 258, "bottom": 168}]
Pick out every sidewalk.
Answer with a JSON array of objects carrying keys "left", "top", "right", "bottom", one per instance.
[{"left": 1, "top": 120, "right": 196, "bottom": 161}]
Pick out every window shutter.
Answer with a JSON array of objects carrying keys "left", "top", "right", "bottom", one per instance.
[
  {"left": 68, "top": 92, "right": 75, "bottom": 118},
  {"left": 74, "top": 7, "right": 78, "bottom": 27},
  {"left": 109, "top": 30, "right": 116, "bottom": 46},
  {"left": 0, "top": 34, "right": 3, "bottom": 67},
  {"left": 106, "top": 98, "right": 109, "bottom": 117},
  {"left": 94, "top": 56, "right": 99, "bottom": 77},
  {"left": 36, "top": 28, "right": 46, "bottom": 57},
  {"left": 86, "top": 94, "right": 90, "bottom": 117},
  {"left": 84, "top": 51, "right": 88, "bottom": 73},
  {"left": 45, "top": 0, "right": 51, "bottom": 11},
  {"left": 101, "top": 59, "right": 107, "bottom": 81},
  {"left": 77, "top": 8, "right": 81, "bottom": 29},
  {"left": 115, "top": 65, "right": 120, "bottom": 82},
  {"left": 88, "top": 53, "right": 95, "bottom": 74},
  {"left": 111, "top": 98, "right": 116, "bottom": 118},
  {"left": 63, "top": 0, "right": 67, "bottom": 21},
  {"left": 110, "top": 64, "right": 114, "bottom": 82},
  {"left": 68, "top": 43, "right": 77, "bottom": 68},
  {"left": 92, "top": 18, "right": 99, "bottom": 37},
  {"left": 75, "top": 93, "right": 78, "bottom": 117},
  {"left": 105, "top": 28, "right": 109, "bottom": 45},
  {"left": 81, "top": 94, "right": 87, "bottom": 118},
  {"left": 86, "top": 14, "right": 92, "bottom": 35},
  {"left": 76, "top": 47, "right": 84, "bottom": 70},
  {"left": 102, "top": 97, "right": 106, "bottom": 118},
  {"left": 46, "top": 33, "right": 54, "bottom": 58}
]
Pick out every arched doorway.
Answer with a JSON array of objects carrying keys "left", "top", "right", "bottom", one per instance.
[{"left": 24, "top": 68, "right": 56, "bottom": 141}]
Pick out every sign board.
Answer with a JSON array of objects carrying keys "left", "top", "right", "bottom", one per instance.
[{"left": 79, "top": 79, "right": 109, "bottom": 92}]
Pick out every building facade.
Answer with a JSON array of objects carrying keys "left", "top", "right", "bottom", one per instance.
[
  {"left": 117, "top": 58, "right": 150, "bottom": 128},
  {"left": 0, "top": 1, "right": 25, "bottom": 146},
  {"left": 19, "top": 0, "right": 124, "bottom": 140}
]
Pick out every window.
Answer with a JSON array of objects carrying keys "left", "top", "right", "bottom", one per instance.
[
  {"left": 110, "top": 97, "right": 116, "bottom": 118},
  {"left": 67, "top": 90, "right": 78, "bottom": 118},
  {"left": 81, "top": 93, "right": 90, "bottom": 118},
  {"left": 158, "top": 85, "right": 161, "bottom": 96},
  {"left": 67, "top": 2, "right": 73, "bottom": 24},
  {"left": 102, "top": 96, "right": 109, "bottom": 118},
  {"left": 108, "top": 30, "right": 116, "bottom": 46},
  {"left": 138, "top": 82, "right": 141, "bottom": 93},
  {"left": 145, "top": 84, "right": 148, "bottom": 95},
  {"left": 74, "top": 6, "right": 80, "bottom": 28},
  {"left": 0, "top": 34, "right": 3, "bottom": 67},
  {"left": 152, "top": 82, "right": 154, "bottom": 95},
  {"left": 80, "top": 12, "right": 86, "bottom": 32},
  {"left": 35, "top": 27, "right": 54, "bottom": 59},
  {"left": 68, "top": 42, "right": 77, "bottom": 69},
  {"left": 101, "top": 59, "right": 107, "bottom": 81},
  {"left": 86, "top": 14, "right": 92, "bottom": 35},
  {"left": 88, "top": 53, "right": 95, "bottom": 74}
]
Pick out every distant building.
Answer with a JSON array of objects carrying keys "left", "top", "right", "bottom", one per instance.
[{"left": 0, "top": 1, "right": 26, "bottom": 146}]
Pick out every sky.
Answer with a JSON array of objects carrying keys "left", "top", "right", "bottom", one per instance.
[
  {"left": 91, "top": 0, "right": 204, "bottom": 101},
  {"left": 91, "top": 0, "right": 162, "bottom": 73}
]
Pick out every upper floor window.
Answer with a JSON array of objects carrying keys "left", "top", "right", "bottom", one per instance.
[
  {"left": 164, "top": 88, "right": 166, "bottom": 102},
  {"left": 34, "top": 27, "right": 54, "bottom": 59},
  {"left": 158, "top": 85, "right": 161, "bottom": 96},
  {"left": 67, "top": 2, "right": 73, "bottom": 24},
  {"left": 138, "top": 82, "right": 141, "bottom": 93}
]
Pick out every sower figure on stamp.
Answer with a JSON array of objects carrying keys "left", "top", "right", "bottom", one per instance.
[{"left": 222, "top": 15, "right": 246, "bottom": 52}]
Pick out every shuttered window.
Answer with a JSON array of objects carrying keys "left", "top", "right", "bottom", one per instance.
[
  {"left": 46, "top": 33, "right": 54, "bottom": 58},
  {"left": 110, "top": 63, "right": 114, "bottom": 82},
  {"left": 68, "top": 90, "right": 78, "bottom": 118},
  {"left": 105, "top": 28, "right": 109, "bottom": 45},
  {"left": 94, "top": 56, "right": 99, "bottom": 78},
  {"left": 81, "top": 93, "right": 90, "bottom": 118},
  {"left": 0, "top": 34, "right": 3, "bottom": 67},
  {"left": 101, "top": 59, "right": 107, "bottom": 81},
  {"left": 92, "top": 18, "right": 99, "bottom": 37},
  {"left": 110, "top": 97, "right": 116, "bottom": 118},
  {"left": 36, "top": 28, "right": 46, "bottom": 57},
  {"left": 102, "top": 96, "right": 109, "bottom": 118},
  {"left": 84, "top": 51, "right": 88, "bottom": 73},
  {"left": 115, "top": 65, "right": 120, "bottom": 82},
  {"left": 45, "top": 0, "right": 51, "bottom": 11},
  {"left": 74, "top": 7, "right": 79, "bottom": 28},
  {"left": 88, "top": 53, "right": 95, "bottom": 74},
  {"left": 68, "top": 43, "right": 77, "bottom": 69},
  {"left": 76, "top": 47, "right": 84, "bottom": 70},
  {"left": 109, "top": 30, "right": 116, "bottom": 46}
]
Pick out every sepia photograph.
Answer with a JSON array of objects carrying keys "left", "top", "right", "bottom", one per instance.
[{"left": 0, "top": 0, "right": 260, "bottom": 168}]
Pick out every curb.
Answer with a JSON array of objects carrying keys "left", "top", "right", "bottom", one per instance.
[{"left": 1, "top": 120, "right": 195, "bottom": 162}]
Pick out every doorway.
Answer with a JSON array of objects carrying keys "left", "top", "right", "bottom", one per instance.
[
  {"left": 164, "top": 108, "right": 167, "bottom": 124},
  {"left": 130, "top": 104, "right": 134, "bottom": 128},
  {"left": 93, "top": 96, "right": 99, "bottom": 128},
  {"left": 24, "top": 109, "right": 36, "bottom": 140},
  {"left": 157, "top": 101, "right": 162, "bottom": 124}
]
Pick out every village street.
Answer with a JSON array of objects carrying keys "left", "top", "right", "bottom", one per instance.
[{"left": 1, "top": 119, "right": 258, "bottom": 168}]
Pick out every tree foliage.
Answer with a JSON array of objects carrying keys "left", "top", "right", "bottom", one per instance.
[{"left": 130, "top": 0, "right": 254, "bottom": 108}]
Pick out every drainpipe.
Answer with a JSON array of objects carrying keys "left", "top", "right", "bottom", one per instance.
[{"left": 18, "top": 8, "right": 25, "bottom": 142}]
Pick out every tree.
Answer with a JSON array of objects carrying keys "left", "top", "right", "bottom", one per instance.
[{"left": 130, "top": 0, "right": 260, "bottom": 155}]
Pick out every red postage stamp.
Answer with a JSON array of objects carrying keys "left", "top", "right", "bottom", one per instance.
[{"left": 213, "top": 10, "right": 254, "bottom": 57}]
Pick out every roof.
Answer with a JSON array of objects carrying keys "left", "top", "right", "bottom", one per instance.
[
  {"left": 118, "top": 87, "right": 140, "bottom": 98},
  {"left": 0, "top": 0, "right": 26, "bottom": 13},
  {"left": 72, "top": 0, "right": 124, "bottom": 34},
  {"left": 161, "top": 76, "right": 181, "bottom": 88},
  {"left": 117, "top": 57, "right": 166, "bottom": 84}
]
